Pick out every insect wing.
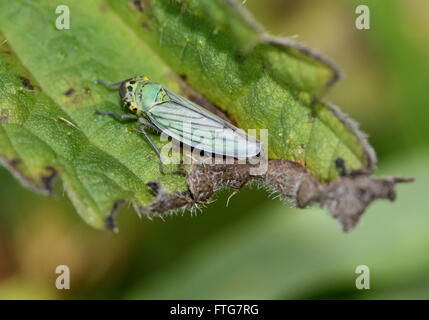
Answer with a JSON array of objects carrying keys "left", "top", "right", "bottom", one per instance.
[{"left": 147, "top": 89, "right": 261, "bottom": 158}]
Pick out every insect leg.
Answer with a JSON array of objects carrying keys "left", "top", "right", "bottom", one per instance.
[
  {"left": 95, "top": 110, "right": 138, "bottom": 121},
  {"left": 137, "top": 125, "right": 165, "bottom": 175},
  {"left": 96, "top": 79, "right": 123, "bottom": 89},
  {"left": 137, "top": 117, "right": 161, "bottom": 134}
]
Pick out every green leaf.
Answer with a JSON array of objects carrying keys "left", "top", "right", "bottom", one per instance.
[
  {"left": 0, "top": 1, "right": 188, "bottom": 229},
  {"left": 106, "top": 0, "right": 374, "bottom": 181},
  {"left": 0, "top": 33, "right": 186, "bottom": 229},
  {"left": 0, "top": 0, "right": 404, "bottom": 230}
]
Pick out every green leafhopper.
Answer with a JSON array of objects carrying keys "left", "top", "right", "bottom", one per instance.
[{"left": 95, "top": 76, "right": 263, "bottom": 173}]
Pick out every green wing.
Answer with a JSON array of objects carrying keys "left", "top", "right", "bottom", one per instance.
[{"left": 147, "top": 89, "right": 262, "bottom": 158}]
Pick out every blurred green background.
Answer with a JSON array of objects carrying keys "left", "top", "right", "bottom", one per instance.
[{"left": 0, "top": 0, "right": 427, "bottom": 299}]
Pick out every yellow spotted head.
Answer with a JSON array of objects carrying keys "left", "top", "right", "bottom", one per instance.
[{"left": 119, "top": 76, "right": 150, "bottom": 115}]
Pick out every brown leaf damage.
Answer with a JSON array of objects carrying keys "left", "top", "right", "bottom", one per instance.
[
  {"left": 140, "top": 160, "right": 413, "bottom": 232},
  {"left": 0, "top": 156, "right": 58, "bottom": 196}
]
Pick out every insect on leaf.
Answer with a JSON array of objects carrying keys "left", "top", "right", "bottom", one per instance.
[{"left": 0, "top": 0, "right": 412, "bottom": 231}]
